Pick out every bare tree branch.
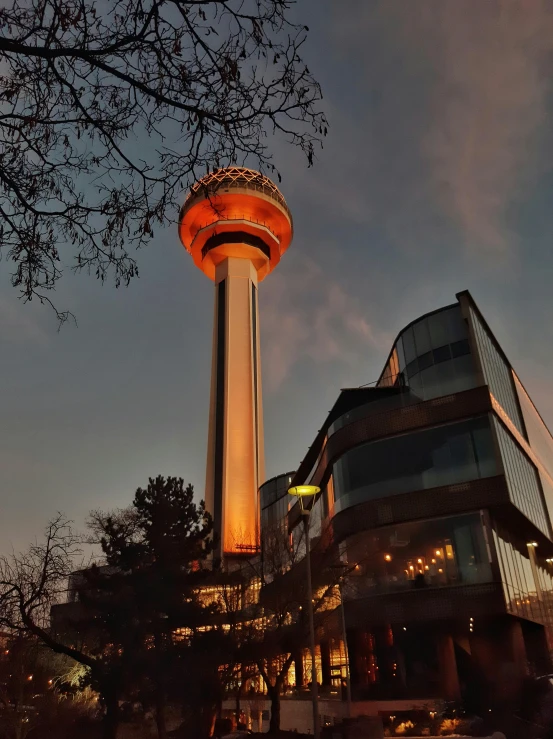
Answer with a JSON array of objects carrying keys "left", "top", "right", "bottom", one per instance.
[{"left": 0, "top": 0, "right": 327, "bottom": 321}]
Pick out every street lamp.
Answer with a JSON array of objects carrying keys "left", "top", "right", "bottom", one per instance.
[
  {"left": 288, "top": 484, "right": 321, "bottom": 739},
  {"left": 328, "top": 565, "right": 353, "bottom": 719}
]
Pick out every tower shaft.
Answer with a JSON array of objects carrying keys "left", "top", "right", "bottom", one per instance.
[{"left": 205, "top": 256, "right": 265, "bottom": 557}]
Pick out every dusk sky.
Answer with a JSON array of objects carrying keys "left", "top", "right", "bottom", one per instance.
[{"left": 1, "top": 0, "right": 553, "bottom": 554}]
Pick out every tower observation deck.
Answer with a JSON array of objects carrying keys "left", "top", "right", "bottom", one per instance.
[{"left": 179, "top": 167, "right": 293, "bottom": 558}]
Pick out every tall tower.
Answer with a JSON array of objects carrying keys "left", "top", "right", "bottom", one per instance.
[{"left": 179, "top": 167, "right": 293, "bottom": 559}]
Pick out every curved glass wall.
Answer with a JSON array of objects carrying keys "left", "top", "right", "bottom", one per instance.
[
  {"left": 492, "top": 417, "right": 549, "bottom": 536},
  {"left": 492, "top": 521, "right": 553, "bottom": 631},
  {"left": 259, "top": 472, "right": 294, "bottom": 529},
  {"left": 378, "top": 305, "right": 478, "bottom": 401},
  {"left": 342, "top": 513, "right": 493, "bottom": 597},
  {"left": 333, "top": 416, "right": 497, "bottom": 513}
]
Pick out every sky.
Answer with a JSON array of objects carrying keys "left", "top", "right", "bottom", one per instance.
[{"left": 2, "top": 0, "right": 553, "bottom": 554}]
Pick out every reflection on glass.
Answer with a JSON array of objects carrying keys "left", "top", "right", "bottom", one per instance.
[
  {"left": 333, "top": 417, "right": 497, "bottom": 513},
  {"left": 378, "top": 305, "right": 478, "bottom": 401},
  {"left": 469, "top": 306, "right": 524, "bottom": 434},
  {"left": 492, "top": 417, "right": 549, "bottom": 536},
  {"left": 493, "top": 522, "right": 553, "bottom": 634},
  {"left": 514, "top": 373, "right": 553, "bottom": 526},
  {"left": 343, "top": 513, "right": 492, "bottom": 597}
]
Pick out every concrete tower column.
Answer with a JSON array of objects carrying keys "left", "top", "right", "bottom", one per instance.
[
  {"left": 179, "top": 167, "right": 293, "bottom": 560},
  {"left": 205, "top": 256, "right": 265, "bottom": 553}
]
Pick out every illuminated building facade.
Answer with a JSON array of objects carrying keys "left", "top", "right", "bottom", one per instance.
[
  {"left": 273, "top": 291, "right": 553, "bottom": 708},
  {"left": 179, "top": 168, "right": 293, "bottom": 559}
]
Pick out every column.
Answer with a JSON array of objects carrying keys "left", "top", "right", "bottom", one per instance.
[{"left": 437, "top": 634, "right": 461, "bottom": 701}]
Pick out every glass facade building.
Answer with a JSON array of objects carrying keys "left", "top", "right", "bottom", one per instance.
[
  {"left": 379, "top": 305, "right": 478, "bottom": 400},
  {"left": 333, "top": 417, "right": 497, "bottom": 513},
  {"left": 344, "top": 512, "right": 493, "bottom": 597},
  {"left": 267, "top": 290, "right": 553, "bottom": 705}
]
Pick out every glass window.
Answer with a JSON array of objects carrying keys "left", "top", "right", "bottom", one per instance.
[
  {"left": 446, "top": 308, "right": 469, "bottom": 343},
  {"left": 492, "top": 417, "right": 549, "bottom": 536},
  {"left": 451, "top": 339, "right": 470, "bottom": 358},
  {"left": 493, "top": 522, "right": 553, "bottom": 635},
  {"left": 382, "top": 305, "right": 478, "bottom": 402},
  {"left": 413, "top": 318, "right": 432, "bottom": 356},
  {"left": 469, "top": 307, "right": 524, "bottom": 434},
  {"left": 427, "top": 310, "right": 452, "bottom": 348},
  {"left": 514, "top": 373, "right": 553, "bottom": 527},
  {"left": 418, "top": 351, "right": 433, "bottom": 371},
  {"left": 343, "top": 513, "right": 492, "bottom": 597},
  {"left": 402, "top": 327, "right": 416, "bottom": 364},
  {"left": 432, "top": 345, "right": 451, "bottom": 365},
  {"left": 396, "top": 337, "right": 406, "bottom": 370},
  {"left": 406, "top": 359, "right": 419, "bottom": 378},
  {"left": 332, "top": 417, "right": 497, "bottom": 513}
]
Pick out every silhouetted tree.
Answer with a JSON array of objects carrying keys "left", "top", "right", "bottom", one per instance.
[
  {"left": 0, "top": 0, "right": 326, "bottom": 320},
  {"left": 235, "top": 514, "right": 352, "bottom": 733},
  {"left": 0, "top": 477, "right": 217, "bottom": 739},
  {"left": 87, "top": 475, "right": 217, "bottom": 739}
]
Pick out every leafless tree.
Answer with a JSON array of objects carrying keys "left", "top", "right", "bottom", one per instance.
[
  {"left": 0, "top": 0, "right": 326, "bottom": 321},
  {"left": 234, "top": 514, "right": 352, "bottom": 733},
  {"left": 0, "top": 516, "right": 124, "bottom": 738}
]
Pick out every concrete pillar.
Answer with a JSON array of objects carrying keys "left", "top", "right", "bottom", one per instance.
[
  {"left": 294, "top": 649, "right": 304, "bottom": 688},
  {"left": 320, "top": 640, "right": 332, "bottom": 686},
  {"left": 437, "top": 634, "right": 461, "bottom": 701},
  {"left": 506, "top": 619, "right": 529, "bottom": 677}
]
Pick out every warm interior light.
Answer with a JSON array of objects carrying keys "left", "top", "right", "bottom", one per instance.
[
  {"left": 435, "top": 550, "right": 442, "bottom": 557},
  {"left": 384, "top": 554, "right": 392, "bottom": 562},
  {"left": 528, "top": 542, "right": 538, "bottom": 547},
  {"left": 417, "top": 558, "right": 423, "bottom": 564},
  {"left": 409, "top": 565, "right": 414, "bottom": 571},
  {"left": 288, "top": 485, "right": 321, "bottom": 497}
]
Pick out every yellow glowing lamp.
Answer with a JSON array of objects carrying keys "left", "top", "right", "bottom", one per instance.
[
  {"left": 288, "top": 484, "right": 320, "bottom": 514},
  {"left": 288, "top": 485, "right": 321, "bottom": 498}
]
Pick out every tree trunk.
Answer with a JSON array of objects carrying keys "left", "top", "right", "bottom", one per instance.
[
  {"left": 103, "top": 688, "right": 120, "bottom": 739},
  {"left": 235, "top": 678, "right": 245, "bottom": 727},
  {"left": 268, "top": 684, "right": 281, "bottom": 734},
  {"left": 155, "top": 688, "right": 168, "bottom": 739}
]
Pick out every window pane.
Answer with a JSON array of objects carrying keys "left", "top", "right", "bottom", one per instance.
[
  {"left": 396, "top": 338, "right": 406, "bottom": 370},
  {"left": 447, "top": 308, "right": 469, "bottom": 343},
  {"left": 413, "top": 318, "right": 432, "bottom": 355},
  {"left": 402, "top": 327, "right": 416, "bottom": 364},
  {"left": 418, "top": 351, "right": 433, "bottom": 371},
  {"left": 433, "top": 345, "right": 451, "bottom": 364},
  {"left": 343, "top": 513, "right": 493, "bottom": 596},
  {"left": 451, "top": 339, "right": 470, "bottom": 358},
  {"left": 427, "top": 310, "right": 452, "bottom": 348},
  {"left": 332, "top": 417, "right": 497, "bottom": 512}
]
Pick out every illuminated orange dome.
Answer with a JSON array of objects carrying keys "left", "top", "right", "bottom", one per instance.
[{"left": 178, "top": 167, "right": 293, "bottom": 282}]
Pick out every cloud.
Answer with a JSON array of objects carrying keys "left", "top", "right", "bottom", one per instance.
[
  {"left": 260, "top": 256, "right": 391, "bottom": 392},
  {"left": 318, "top": 0, "right": 553, "bottom": 259},
  {"left": 423, "top": 0, "right": 553, "bottom": 255}
]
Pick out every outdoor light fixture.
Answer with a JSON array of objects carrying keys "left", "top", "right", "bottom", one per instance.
[
  {"left": 384, "top": 554, "right": 392, "bottom": 562},
  {"left": 288, "top": 483, "right": 321, "bottom": 739},
  {"left": 288, "top": 485, "right": 321, "bottom": 498}
]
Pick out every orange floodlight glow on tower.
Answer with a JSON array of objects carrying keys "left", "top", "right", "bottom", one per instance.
[{"left": 179, "top": 167, "right": 293, "bottom": 558}]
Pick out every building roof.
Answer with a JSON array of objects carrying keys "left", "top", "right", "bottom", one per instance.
[{"left": 182, "top": 166, "right": 292, "bottom": 221}]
